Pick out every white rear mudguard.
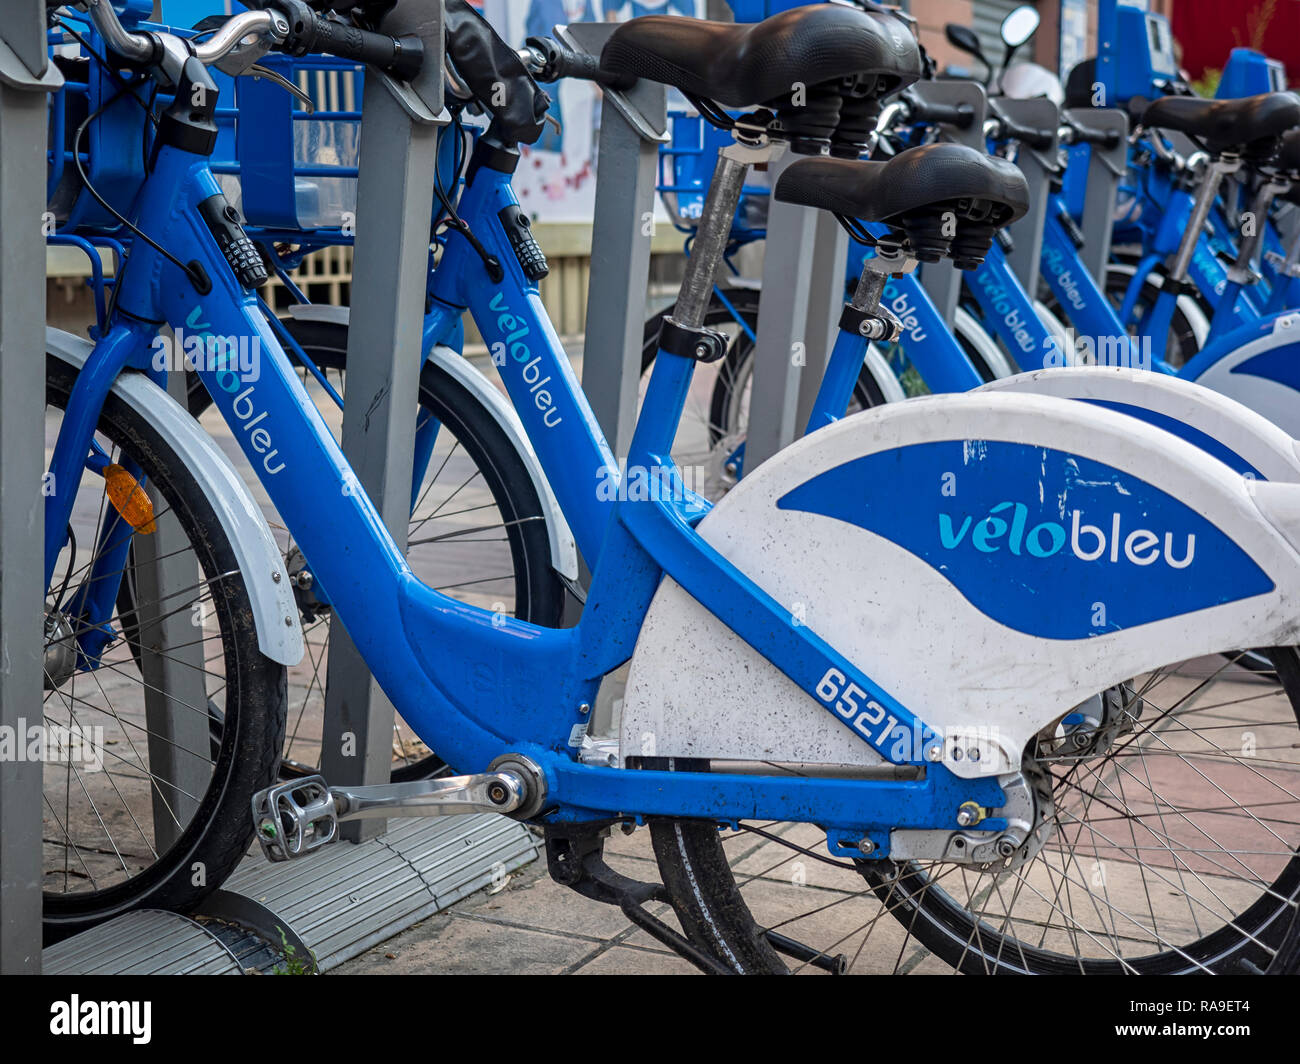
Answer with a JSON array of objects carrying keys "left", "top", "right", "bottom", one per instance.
[
  {"left": 979, "top": 367, "right": 1300, "bottom": 482},
  {"left": 622, "top": 392, "right": 1300, "bottom": 777},
  {"left": 1183, "top": 313, "right": 1300, "bottom": 439}
]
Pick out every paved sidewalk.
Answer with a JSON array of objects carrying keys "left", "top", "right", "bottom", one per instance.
[
  {"left": 333, "top": 827, "right": 698, "bottom": 975},
  {"left": 332, "top": 821, "right": 951, "bottom": 975}
]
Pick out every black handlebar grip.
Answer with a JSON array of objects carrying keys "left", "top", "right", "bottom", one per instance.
[
  {"left": 304, "top": 16, "right": 424, "bottom": 81},
  {"left": 1001, "top": 118, "right": 1055, "bottom": 151},
  {"left": 526, "top": 36, "right": 635, "bottom": 90},
  {"left": 1073, "top": 123, "right": 1122, "bottom": 150},
  {"left": 906, "top": 100, "right": 975, "bottom": 130}
]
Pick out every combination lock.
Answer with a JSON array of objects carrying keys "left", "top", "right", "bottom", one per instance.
[
  {"left": 1057, "top": 208, "right": 1087, "bottom": 251},
  {"left": 199, "top": 194, "right": 268, "bottom": 290},
  {"left": 498, "top": 205, "right": 549, "bottom": 282}
]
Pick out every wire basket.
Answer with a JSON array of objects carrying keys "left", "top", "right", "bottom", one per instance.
[
  {"left": 214, "top": 52, "right": 364, "bottom": 233},
  {"left": 46, "top": 19, "right": 155, "bottom": 232},
  {"left": 47, "top": 15, "right": 372, "bottom": 236}
]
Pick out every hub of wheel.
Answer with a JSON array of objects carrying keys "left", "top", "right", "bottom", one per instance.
[
  {"left": 885, "top": 761, "right": 1055, "bottom": 870},
  {"left": 43, "top": 607, "right": 78, "bottom": 691}
]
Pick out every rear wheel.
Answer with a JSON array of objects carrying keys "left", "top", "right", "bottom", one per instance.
[
  {"left": 651, "top": 647, "right": 1300, "bottom": 973},
  {"left": 189, "top": 316, "right": 565, "bottom": 780}
]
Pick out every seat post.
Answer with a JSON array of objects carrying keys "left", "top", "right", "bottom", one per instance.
[
  {"left": 836, "top": 248, "right": 912, "bottom": 343},
  {"left": 848, "top": 245, "right": 919, "bottom": 317},
  {"left": 1168, "top": 154, "right": 1241, "bottom": 285},
  {"left": 1228, "top": 176, "right": 1290, "bottom": 285},
  {"left": 849, "top": 264, "right": 888, "bottom": 315},
  {"left": 671, "top": 142, "right": 768, "bottom": 330}
]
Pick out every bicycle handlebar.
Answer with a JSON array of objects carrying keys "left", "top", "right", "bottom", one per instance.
[
  {"left": 280, "top": 8, "right": 424, "bottom": 81},
  {"left": 1060, "top": 116, "right": 1123, "bottom": 151},
  {"left": 986, "top": 111, "right": 1055, "bottom": 151},
  {"left": 520, "top": 37, "right": 636, "bottom": 90},
  {"left": 74, "top": 0, "right": 422, "bottom": 81},
  {"left": 79, "top": 0, "right": 282, "bottom": 66},
  {"left": 901, "top": 96, "right": 976, "bottom": 131}
]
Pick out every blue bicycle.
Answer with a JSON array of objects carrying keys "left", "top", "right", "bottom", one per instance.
[{"left": 40, "top": 1, "right": 1300, "bottom": 974}]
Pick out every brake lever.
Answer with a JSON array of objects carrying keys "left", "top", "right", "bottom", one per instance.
[
  {"left": 216, "top": 33, "right": 277, "bottom": 75},
  {"left": 240, "top": 63, "right": 315, "bottom": 113},
  {"left": 191, "top": 12, "right": 278, "bottom": 76}
]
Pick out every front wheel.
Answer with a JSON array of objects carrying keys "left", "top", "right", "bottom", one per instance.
[{"left": 43, "top": 354, "right": 287, "bottom": 941}]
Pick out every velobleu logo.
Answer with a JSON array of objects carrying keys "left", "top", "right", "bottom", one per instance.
[
  {"left": 178, "top": 305, "right": 283, "bottom": 474},
  {"left": 777, "top": 440, "right": 1274, "bottom": 640}
]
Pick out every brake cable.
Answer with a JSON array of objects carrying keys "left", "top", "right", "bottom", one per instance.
[
  {"left": 433, "top": 155, "right": 503, "bottom": 282},
  {"left": 733, "top": 822, "right": 861, "bottom": 872},
  {"left": 835, "top": 214, "right": 879, "bottom": 247},
  {"left": 71, "top": 87, "right": 208, "bottom": 291},
  {"left": 54, "top": 16, "right": 212, "bottom": 291}
]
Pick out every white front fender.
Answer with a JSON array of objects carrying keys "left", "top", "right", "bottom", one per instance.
[{"left": 46, "top": 328, "right": 304, "bottom": 666}]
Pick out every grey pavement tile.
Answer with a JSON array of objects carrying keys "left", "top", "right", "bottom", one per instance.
[
  {"left": 572, "top": 946, "right": 698, "bottom": 976},
  {"left": 334, "top": 912, "right": 594, "bottom": 975}
]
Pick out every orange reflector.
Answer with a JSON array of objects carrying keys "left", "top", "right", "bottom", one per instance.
[{"left": 104, "top": 464, "right": 157, "bottom": 534}]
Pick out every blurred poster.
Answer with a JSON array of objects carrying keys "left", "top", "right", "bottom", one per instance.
[
  {"left": 1058, "top": 0, "right": 1087, "bottom": 80},
  {"left": 482, "top": 0, "right": 704, "bottom": 221}
]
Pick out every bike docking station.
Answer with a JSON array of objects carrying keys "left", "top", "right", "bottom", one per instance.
[
  {"left": 17, "top": 0, "right": 539, "bottom": 977},
  {"left": 911, "top": 80, "right": 988, "bottom": 330},
  {"left": 995, "top": 96, "right": 1059, "bottom": 298},
  {"left": 1069, "top": 107, "right": 1129, "bottom": 284},
  {"left": 0, "top": 0, "right": 62, "bottom": 977},
  {"left": 14, "top": 0, "right": 1300, "bottom": 989},
  {"left": 567, "top": 21, "right": 668, "bottom": 468}
]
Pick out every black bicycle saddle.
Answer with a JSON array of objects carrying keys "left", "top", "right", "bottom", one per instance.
[
  {"left": 1142, "top": 93, "right": 1300, "bottom": 157},
  {"left": 775, "top": 143, "right": 1030, "bottom": 268},
  {"left": 601, "top": 5, "right": 923, "bottom": 155}
]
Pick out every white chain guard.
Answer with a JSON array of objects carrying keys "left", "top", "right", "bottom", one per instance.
[{"left": 621, "top": 392, "right": 1300, "bottom": 778}]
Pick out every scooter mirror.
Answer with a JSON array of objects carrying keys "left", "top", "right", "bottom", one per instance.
[
  {"left": 1000, "top": 5, "right": 1040, "bottom": 49},
  {"left": 946, "top": 23, "right": 985, "bottom": 60}
]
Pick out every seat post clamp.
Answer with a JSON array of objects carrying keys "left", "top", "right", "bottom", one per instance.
[
  {"left": 658, "top": 317, "right": 728, "bottom": 363},
  {"left": 839, "top": 304, "right": 902, "bottom": 344}
]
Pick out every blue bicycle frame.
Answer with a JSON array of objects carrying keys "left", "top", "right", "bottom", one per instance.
[
  {"left": 46, "top": 127, "right": 1006, "bottom": 850},
  {"left": 965, "top": 239, "right": 1063, "bottom": 370}
]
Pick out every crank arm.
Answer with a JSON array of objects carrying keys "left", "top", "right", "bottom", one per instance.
[
  {"left": 332, "top": 773, "right": 527, "bottom": 820},
  {"left": 252, "top": 770, "right": 528, "bottom": 862}
]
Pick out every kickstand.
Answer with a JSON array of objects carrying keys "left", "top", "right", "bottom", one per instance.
[
  {"left": 544, "top": 824, "right": 731, "bottom": 975},
  {"left": 543, "top": 825, "right": 847, "bottom": 975}
]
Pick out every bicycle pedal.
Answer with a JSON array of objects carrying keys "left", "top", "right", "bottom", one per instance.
[{"left": 251, "top": 775, "right": 339, "bottom": 862}]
